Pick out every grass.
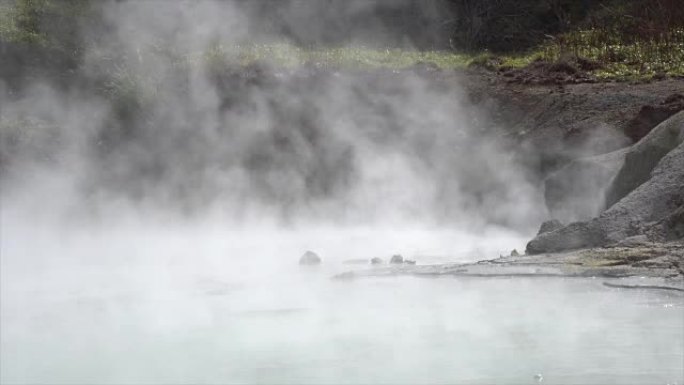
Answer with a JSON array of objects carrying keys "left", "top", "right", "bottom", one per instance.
[
  {"left": 539, "top": 28, "right": 684, "bottom": 80},
  {"left": 3, "top": 0, "right": 681, "bottom": 82},
  {"left": 190, "top": 39, "right": 684, "bottom": 81},
  {"left": 188, "top": 42, "right": 543, "bottom": 71}
]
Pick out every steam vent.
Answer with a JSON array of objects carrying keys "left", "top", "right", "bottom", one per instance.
[{"left": 299, "top": 250, "right": 322, "bottom": 265}]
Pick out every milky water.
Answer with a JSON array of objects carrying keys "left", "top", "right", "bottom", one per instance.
[{"left": 1, "top": 224, "right": 683, "bottom": 384}]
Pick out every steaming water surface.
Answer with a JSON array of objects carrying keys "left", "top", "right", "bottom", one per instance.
[{"left": 1, "top": 223, "right": 683, "bottom": 384}]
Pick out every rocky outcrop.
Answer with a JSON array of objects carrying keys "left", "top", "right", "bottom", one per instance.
[
  {"left": 390, "top": 254, "right": 404, "bottom": 264},
  {"left": 526, "top": 221, "right": 605, "bottom": 254},
  {"left": 527, "top": 133, "right": 684, "bottom": 254},
  {"left": 544, "top": 148, "right": 627, "bottom": 222},
  {"left": 604, "top": 111, "right": 684, "bottom": 209},
  {"left": 624, "top": 94, "right": 684, "bottom": 142},
  {"left": 537, "top": 219, "right": 563, "bottom": 235},
  {"left": 299, "top": 250, "right": 321, "bottom": 265},
  {"left": 646, "top": 205, "right": 684, "bottom": 241}
]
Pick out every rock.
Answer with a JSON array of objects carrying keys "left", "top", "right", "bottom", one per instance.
[
  {"left": 299, "top": 250, "right": 321, "bottom": 265},
  {"left": 605, "top": 111, "right": 684, "bottom": 209},
  {"left": 527, "top": 136, "right": 684, "bottom": 254},
  {"left": 624, "top": 94, "right": 684, "bottom": 142},
  {"left": 615, "top": 235, "right": 651, "bottom": 247},
  {"left": 404, "top": 260, "right": 416, "bottom": 265},
  {"left": 645, "top": 204, "right": 684, "bottom": 242},
  {"left": 537, "top": 219, "right": 564, "bottom": 235},
  {"left": 370, "top": 257, "right": 383, "bottom": 265},
  {"left": 544, "top": 148, "right": 627, "bottom": 222},
  {"left": 527, "top": 221, "right": 604, "bottom": 254},
  {"left": 510, "top": 249, "right": 520, "bottom": 257},
  {"left": 389, "top": 254, "right": 404, "bottom": 264}
]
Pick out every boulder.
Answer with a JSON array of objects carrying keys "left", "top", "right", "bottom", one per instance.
[
  {"left": 544, "top": 148, "right": 627, "bottom": 222},
  {"left": 604, "top": 111, "right": 684, "bottom": 209},
  {"left": 537, "top": 219, "right": 563, "bottom": 235},
  {"left": 370, "top": 257, "right": 383, "bottom": 265},
  {"left": 527, "top": 137, "right": 684, "bottom": 254},
  {"left": 526, "top": 221, "right": 604, "bottom": 254},
  {"left": 299, "top": 250, "right": 321, "bottom": 265},
  {"left": 389, "top": 254, "right": 404, "bottom": 264}
]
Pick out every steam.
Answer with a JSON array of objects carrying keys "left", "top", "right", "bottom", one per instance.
[
  {"left": 2, "top": 3, "right": 683, "bottom": 384},
  {"left": 1, "top": 0, "right": 544, "bottom": 231}
]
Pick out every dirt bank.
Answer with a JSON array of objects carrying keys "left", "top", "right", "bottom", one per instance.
[{"left": 460, "top": 68, "right": 684, "bottom": 174}]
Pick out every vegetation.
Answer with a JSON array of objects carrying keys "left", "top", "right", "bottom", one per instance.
[
  {"left": 1, "top": 0, "right": 682, "bottom": 82},
  {"left": 0, "top": 0, "right": 93, "bottom": 80},
  {"left": 198, "top": 43, "right": 535, "bottom": 70}
]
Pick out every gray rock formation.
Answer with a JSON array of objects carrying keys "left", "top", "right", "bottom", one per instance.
[
  {"left": 537, "top": 219, "right": 564, "bottom": 235},
  {"left": 370, "top": 257, "right": 383, "bottom": 265},
  {"left": 544, "top": 148, "right": 627, "bottom": 222},
  {"left": 643, "top": 193, "right": 684, "bottom": 242},
  {"left": 299, "top": 250, "right": 321, "bottom": 265},
  {"left": 604, "top": 111, "right": 684, "bottom": 209},
  {"left": 527, "top": 133, "right": 684, "bottom": 254},
  {"left": 390, "top": 254, "right": 404, "bottom": 264}
]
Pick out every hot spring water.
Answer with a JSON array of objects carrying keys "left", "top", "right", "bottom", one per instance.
[{"left": 1, "top": 224, "right": 682, "bottom": 384}]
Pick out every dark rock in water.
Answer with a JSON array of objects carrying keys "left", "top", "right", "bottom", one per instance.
[
  {"left": 605, "top": 111, "right": 684, "bottom": 209},
  {"left": 404, "top": 260, "right": 416, "bottom": 265},
  {"left": 537, "top": 219, "right": 564, "bottom": 235},
  {"left": 510, "top": 249, "right": 520, "bottom": 257},
  {"left": 624, "top": 94, "right": 684, "bottom": 142},
  {"left": 544, "top": 148, "right": 627, "bottom": 222},
  {"left": 299, "top": 250, "right": 321, "bottom": 265},
  {"left": 390, "top": 254, "right": 404, "bottom": 264},
  {"left": 370, "top": 257, "right": 383, "bottom": 265}
]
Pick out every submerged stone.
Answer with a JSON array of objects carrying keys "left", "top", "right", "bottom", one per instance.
[
  {"left": 370, "top": 257, "right": 383, "bottom": 265},
  {"left": 299, "top": 250, "right": 321, "bottom": 265}
]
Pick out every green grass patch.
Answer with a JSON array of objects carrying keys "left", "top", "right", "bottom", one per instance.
[
  {"left": 192, "top": 40, "right": 683, "bottom": 81},
  {"left": 539, "top": 28, "right": 684, "bottom": 80},
  {"left": 188, "top": 42, "right": 541, "bottom": 71}
]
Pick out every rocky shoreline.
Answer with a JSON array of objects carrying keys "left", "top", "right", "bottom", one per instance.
[
  {"left": 334, "top": 99, "right": 684, "bottom": 292},
  {"left": 334, "top": 241, "right": 684, "bottom": 292}
]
